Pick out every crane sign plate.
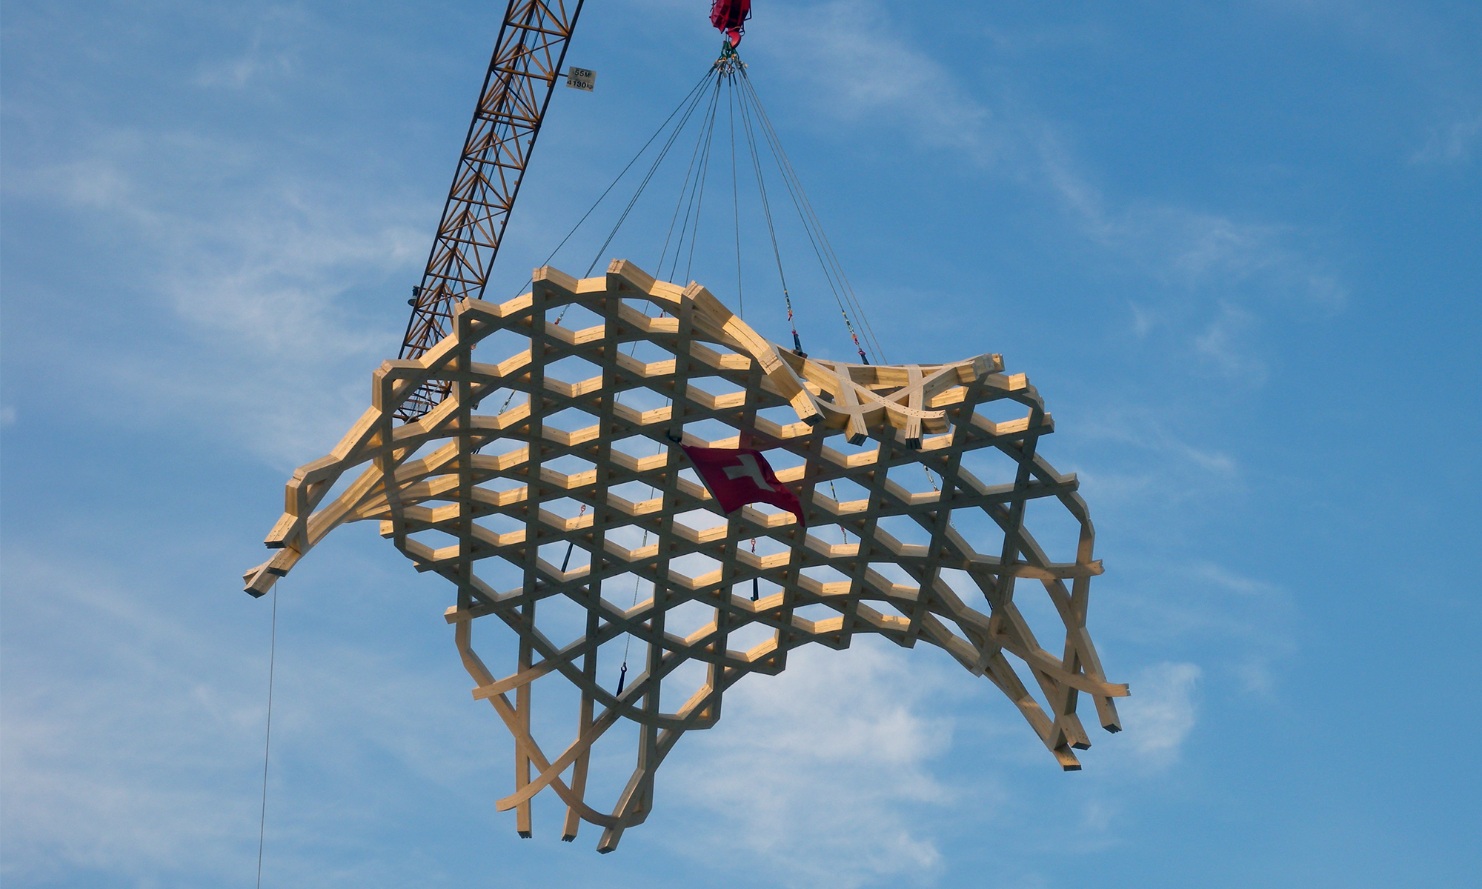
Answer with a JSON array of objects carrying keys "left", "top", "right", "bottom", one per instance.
[{"left": 565, "top": 66, "right": 596, "bottom": 91}]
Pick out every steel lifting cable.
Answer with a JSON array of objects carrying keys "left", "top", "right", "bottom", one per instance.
[
  {"left": 511, "top": 51, "right": 886, "bottom": 369},
  {"left": 529, "top": 52, "right": 878, "bottom": 368},
  {"left": 734, "top": 70, "right": 888, "bottom": 364},
  {"left": 584, "top": 73, "right": 718, "bottom": 279},
  {"left": 741, "top": 72, "right": 887, "bottom": 363},
  {"left": 733, "top": 69, "right": 805, "bottom": 355},
  {"left": 657, "top": 73, "right": 726, "bottom": 281},
  {"left": 727, "top": 67, "right": 744, "bottom": 318},
  {"left": 487, "top": 68, "right": 717, "bottom": 438},
  {"left": 506, "top": 68, "right": 715, "bottom": 316},
  {"left": 515, "top": 71, "right": 720, "bottom": 679},
  {"left": 475, "top": 72, "right": 718, "bottom": 457},
  {"left": 255, "top": 583, "right": 279, "bottom": 889},
  {"left": 681, "top": 92, "right": 723, "bottom": 283},
  {"left": 519, "top": 54, "right": 900, "bottom": 694}
]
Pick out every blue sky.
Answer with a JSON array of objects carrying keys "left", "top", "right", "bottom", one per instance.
[{"left": 2, "top": 1, "right": 1479, "bottom": 886}]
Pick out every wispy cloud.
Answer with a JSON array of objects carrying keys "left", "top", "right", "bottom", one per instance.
[
  {"left": 1116, "top": 661, "right": 1202, "bottom": 768},
  {"left": 1411, "top": 112, "right": 1482, "bottom": 166},
  {"left": 1, "top": 549, "right": 270, "bottom": 885},
  {"left": 1193, "top": 301, "right": 1265, "bottom": 382},
  {"left": 1186, "top": 563, "right": 1298, "bottom": 697},
  {"left": 757, "top": 1, "right": 1346, "bottom": 379},
  {"left": 16, "top": 129, "right": 426, "bottom": 467},
  {"left": 1111, "top": 560, "right": 1298, "bottom": 700},
  {"left": 764, "top": 2, "right": 997, "bottom": 157},
  {"left": 1071, "top": 405, "right": 1244, "bottom": 522},
  {"left": 1258, "top": 0, "right": 1482, "bottom": 169},
  {"left": 193, "top": 8, "right": 311, "bottom": 91}
]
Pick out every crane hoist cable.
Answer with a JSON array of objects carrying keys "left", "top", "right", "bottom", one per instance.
[
  {"left": 578, "top": 71, "right": 718, "bottom": 280},
  {"left": 700, "top": 45, "right": 887, "bottom": 364},
  {"left": 733, "top": 68, "right": 887, "bottom": 364},
  {"left": 727, "top": 66, "right": 744, "bottom": 318},
  {"left": 727, "top": 57, "right": 806, "bottom": 356},
  {"left": 657, "top": 72, "right": 726, "bottom": 282},
  {"left": 518, "top": 41, "right": 887, "bottom": 368},
  {"left": 508, "top": 68, "right": 716, "bottom": 318}
]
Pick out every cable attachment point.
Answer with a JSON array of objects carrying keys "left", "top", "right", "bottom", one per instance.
[
  {"left": 783, "top": 289, "right": 806, "bottom": 356},
  {"left": 715, "top": 39, "right": 745, "bottom": 74}
]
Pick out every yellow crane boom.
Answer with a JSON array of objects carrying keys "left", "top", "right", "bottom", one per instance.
[{"left": 397, "top": 0, "right": 587, "bottom": 420}]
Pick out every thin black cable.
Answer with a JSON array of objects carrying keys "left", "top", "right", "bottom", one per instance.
[
  {"left": 735, "top": 78, "right": 803, "bottom": 353},
  {"left": 493, "top": 75, "right": 713, "bottom": 449},
  {"left": 255, "top": 584, "right": 279, "bottom": 889},
  {"left": 507, "top": 70, "right": 714, "bottom": 308},
  {"left": 738, "top": 74, "right": 870, "bottom": 360},
  {"left": 727, "top": 70, "right": 744, "bottom": 317},
  {"left": 680, "top": 78, "right": 725, "bottom": 281},
  {"left": 584, "top": 71, "right": 716, "bottom": 277},
  {"left": 618, "top": 431, "right": 670, "bottom": 694},
  {"left": 741, "top": 72, "right": 883, "bottom": 361},
  {"left": 658, "top": 73, "right": 724, "bottom": 278},
  {"left": 655, "top": 100, "right": 710, "bottom": 272},
  {"left": 510, "top": 71, "right": 713, "bottom": 309}
]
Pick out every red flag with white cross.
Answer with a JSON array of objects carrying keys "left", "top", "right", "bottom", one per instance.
[{"left": 681, "top": 445, "right": 807, "bottom": 527}]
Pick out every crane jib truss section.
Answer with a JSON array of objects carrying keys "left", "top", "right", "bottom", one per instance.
[{"left": 397, "top": 0, "right": 587, "bottom": 421}]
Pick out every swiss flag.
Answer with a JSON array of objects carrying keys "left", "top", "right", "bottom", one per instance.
[{"left": 681, "top": 445, "right": 807, "bottom": 527}]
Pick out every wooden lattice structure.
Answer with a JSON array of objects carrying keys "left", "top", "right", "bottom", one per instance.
[{"left": 244, "top": 261, "right": 1127, "bottom": 851}]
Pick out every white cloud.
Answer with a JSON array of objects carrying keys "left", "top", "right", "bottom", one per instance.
[
  {"left": 1116, "top": 661, "right": 1201, "bottom": 768},
  {"left": 1411, "top": 112, "right": 1482, "bottom": 166},
  {"left": 665, "top": 640, "right": 957, "bottom": 889}
]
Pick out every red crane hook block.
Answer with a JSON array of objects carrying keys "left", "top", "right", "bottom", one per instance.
[{"left": 710, "top": 0, "right": 752, "bottom": 46}]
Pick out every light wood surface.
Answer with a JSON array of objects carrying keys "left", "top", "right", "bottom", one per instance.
[{"left": 245, "top": 260, "right": 1127, "bottom": 850}]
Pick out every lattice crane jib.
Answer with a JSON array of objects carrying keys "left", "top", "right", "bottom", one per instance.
[
  {"left": 245, "top": 261, "right": 1127, "bottom": 851},
  {"left": 398, "top": 0, "right": 587, "bottom": 421}
]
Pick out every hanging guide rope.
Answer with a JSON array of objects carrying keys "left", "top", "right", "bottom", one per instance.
[{"left": 255, "top": 583, "right": 278, "bottom": 889}]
